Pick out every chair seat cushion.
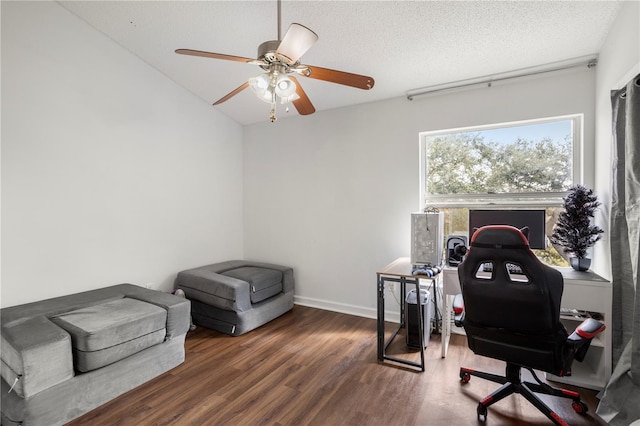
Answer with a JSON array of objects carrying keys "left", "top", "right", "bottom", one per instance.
[
  {"left": 221, "top": 267, "right": 283, "bottom": 303},
  {"left": 50, "top": 298, "right": 167, "bottom": 372}
]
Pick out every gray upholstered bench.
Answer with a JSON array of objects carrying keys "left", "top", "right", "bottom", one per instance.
[
  {"left": 175, "top": 260, "right": 294, "bottom": 336},
  {"left": 0, "top": 284, "right": 190, "bottom": 426}
]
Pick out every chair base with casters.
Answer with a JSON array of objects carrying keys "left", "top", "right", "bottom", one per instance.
[{"left": 459, "top": 363, "right": 588, "bottom": 426}]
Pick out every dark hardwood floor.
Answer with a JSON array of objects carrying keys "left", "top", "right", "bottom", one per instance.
[{"left": 68, "top": 306, "right": 607, "bottom": 425}]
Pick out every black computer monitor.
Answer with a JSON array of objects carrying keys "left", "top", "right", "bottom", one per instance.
[{"left": 468, "top": 209, "right": 546, "bottom": 249}]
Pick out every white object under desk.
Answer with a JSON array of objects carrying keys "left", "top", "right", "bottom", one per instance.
[{"left": 442, "top": 265, "right": 612, "bottom": 391}]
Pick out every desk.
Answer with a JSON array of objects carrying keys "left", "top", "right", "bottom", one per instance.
[
  {"left": 376, "top": 257, "right": 440, "bottom": 371},
  {"left": 441, "top": 265, "right": 612, "bottom": 390}
]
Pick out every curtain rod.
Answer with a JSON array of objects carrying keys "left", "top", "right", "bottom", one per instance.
[{"left": 406, "top": 55, "right": 598, "bottom": 100}]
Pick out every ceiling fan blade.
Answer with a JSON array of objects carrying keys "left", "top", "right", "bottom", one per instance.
[
  {"left": 213, "top": 81, "right": 249, "bottom": 105},
  {"left": 175, "top": 49, "right": 254, "bottom": 64},
  {"left": 276, "top": 23, "right": 318, "bottom": 65},
  {"left": 290, "top": 76, "right": 315, "bottom": 115},
  {"left": 301, "top": 65, "right": 375, "bottom": 90}
]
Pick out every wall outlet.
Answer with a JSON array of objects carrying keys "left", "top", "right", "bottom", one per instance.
[{"left": 386, "top": 282, "right": 396, "bottom": 292}]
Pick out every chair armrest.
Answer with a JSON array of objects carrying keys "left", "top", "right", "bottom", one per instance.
[
  {"left": 567, "top": 317, "right": 605, "bottom": 363},
  {"left": 568, "top": 317, "right": 606, "bottom": 341}
]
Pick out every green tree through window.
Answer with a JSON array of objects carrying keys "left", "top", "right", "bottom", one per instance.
[
  {"left": 426, "top": 133, "right": 572, "bottom": 195},
  {"left": 421, "top": 116, "right": 581, "bottom": 267}
]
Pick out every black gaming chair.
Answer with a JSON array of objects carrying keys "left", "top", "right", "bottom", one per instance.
[{"left": 454, "top": 225, "right": 605, "bottom": 425}]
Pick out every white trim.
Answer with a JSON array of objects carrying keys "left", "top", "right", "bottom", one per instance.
[
  {"left": 293, "top": 295, "right": 400, "bottom": 323},
  {"left": 418, "top": 133, "right": 428, "bottom": 210},
  {"left": 575, "top": 112, "right": 585, "bottom": 185},
  {"left": 424, "top": 192, "right": 566, "bottom": 208},
  {"left": 419, "top": 113, "right": 581, "bottom": 138},
  {"left": 614, "top": 62, "right": 640, "bottom": 90}
]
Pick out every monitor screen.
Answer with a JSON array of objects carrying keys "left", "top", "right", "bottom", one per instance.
[{"left": 468, "top": 209, "right": 546, "bottom": 249}]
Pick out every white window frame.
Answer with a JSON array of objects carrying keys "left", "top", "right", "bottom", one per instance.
[{"left": 418, "top": 114, "right": 584, "bottom": 209}]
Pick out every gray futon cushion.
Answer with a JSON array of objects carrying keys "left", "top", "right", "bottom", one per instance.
[{"left": 50, "top": 297, "right": 167, "bottom": 372}]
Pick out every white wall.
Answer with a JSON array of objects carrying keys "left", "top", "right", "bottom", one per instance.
[
  {"left": 1, "top": 1, "right": 244, "bottom": 307},
  {"left": 243, "top": 69, "right": 597, "bottom": 318},
  {"left": 592, "top": 0, "right": 640, "bottom": 280},
  {"left": 4, "top": 1, "right": 633, "bottom": 315}
]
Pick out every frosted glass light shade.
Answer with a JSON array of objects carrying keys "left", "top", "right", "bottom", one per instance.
[
  {"left": 249, "top": 73, "right": 270, "bottom": 93},
  {"left": 274, "top": 75, "right": 296, "bottom": 98},
  {"left": 249, "top": 74, "right": 274, "bottom": 103},
  {"left": 276, "top": 23, "right": 318, "bottom": 64},
  {"left": 279, "top": 92, "right": 300, "bottom": 104}
]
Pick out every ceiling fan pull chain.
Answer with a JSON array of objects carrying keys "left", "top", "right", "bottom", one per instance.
[{"left": 270, "top": 90, "right": 278, "bottom": 122}]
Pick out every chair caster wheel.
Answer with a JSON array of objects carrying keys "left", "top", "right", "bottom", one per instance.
[
  {"left": 460, "top": 372, "right": 471, "bottom": 383},
  {"left": 477, "top": 403, "right": 487, "bottom": 422},
  {"left": 572, "top": 400, "right": 588, "bottom": 414}
]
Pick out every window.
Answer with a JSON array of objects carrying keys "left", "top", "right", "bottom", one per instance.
[{"left": 419, "top": 115, "right": 583, "bottom": 266}]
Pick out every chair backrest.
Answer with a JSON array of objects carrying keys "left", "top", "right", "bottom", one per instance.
[{"left": 458, "top": 225, "right": 567, "bottom": 372}]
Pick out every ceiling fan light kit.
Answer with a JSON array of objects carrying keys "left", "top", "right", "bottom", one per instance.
[
  {"left": 249, "top": 72, "right": 299, "bottom": 102},
  {"left": 274, "top": 75, "right": 297, "bottom": 98},
  {"left": 175, "top": 1, "right": 374, "bottom": 123}
]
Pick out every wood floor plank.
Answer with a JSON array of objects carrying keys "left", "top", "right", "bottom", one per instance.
[{"left": 68, "top": 306, "right": 607, "bottom": 425}]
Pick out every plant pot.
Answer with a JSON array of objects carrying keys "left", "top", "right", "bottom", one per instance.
[{"left": 570, "top": 257, "right": 591, "bottom": 271}]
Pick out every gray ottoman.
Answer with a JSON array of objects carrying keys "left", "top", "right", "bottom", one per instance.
[{"left": 175, "top": 260, "right": 294, "bottom": 336}]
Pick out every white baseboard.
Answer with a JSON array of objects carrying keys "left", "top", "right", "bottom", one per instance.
[{"left": 293, "top": 295, "right": 400, "bottom": 323}]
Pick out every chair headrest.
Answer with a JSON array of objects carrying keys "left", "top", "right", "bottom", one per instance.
[{"left": 470, "top": 225, "right": 531, "bottom": 250}]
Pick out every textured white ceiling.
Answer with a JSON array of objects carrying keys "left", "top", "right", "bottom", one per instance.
[{"left": 59, "top": 0, "right": 622, "bottom": 126}]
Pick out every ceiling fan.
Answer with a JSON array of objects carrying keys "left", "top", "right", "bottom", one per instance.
[{"left": 176, "top": 0, "right": 375, "bottom": 122}]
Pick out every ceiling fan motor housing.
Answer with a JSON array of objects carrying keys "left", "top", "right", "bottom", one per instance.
[
  {"left": 258, "top": 41, "right": 281, "bottom": 65},
  {"left": 258, "top": 40, "right": 301, "bottom": 71}
]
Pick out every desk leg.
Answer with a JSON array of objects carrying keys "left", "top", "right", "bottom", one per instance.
[
  {"left": 377, "top": 273, "right": 384, "bottom": 361},
  {"left": 415, "top": 279, "right": 425, "bottom": 371},
  {"left": 441, "top": 294, "right": 452, "bottom": 358},
  {"left": 403, "top": 277, "right": 425, "bottom": 371},
  {"left": 431, "top": 278, "right": 440, "bottom": 334},
  {"left": 399, "top": 277, "right": 406, "bottom": 327},
  {"left": 377, "top": 274, "right": 426, "bottom": 371}
]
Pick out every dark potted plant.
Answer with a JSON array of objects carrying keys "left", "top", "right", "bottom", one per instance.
[{"left": 550, "top": 185, "right": 604, "bottom": 271}]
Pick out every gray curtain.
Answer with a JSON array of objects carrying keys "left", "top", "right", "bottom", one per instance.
[{"left": 596, "top": 72, "right": 640, "bottom": 425}]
